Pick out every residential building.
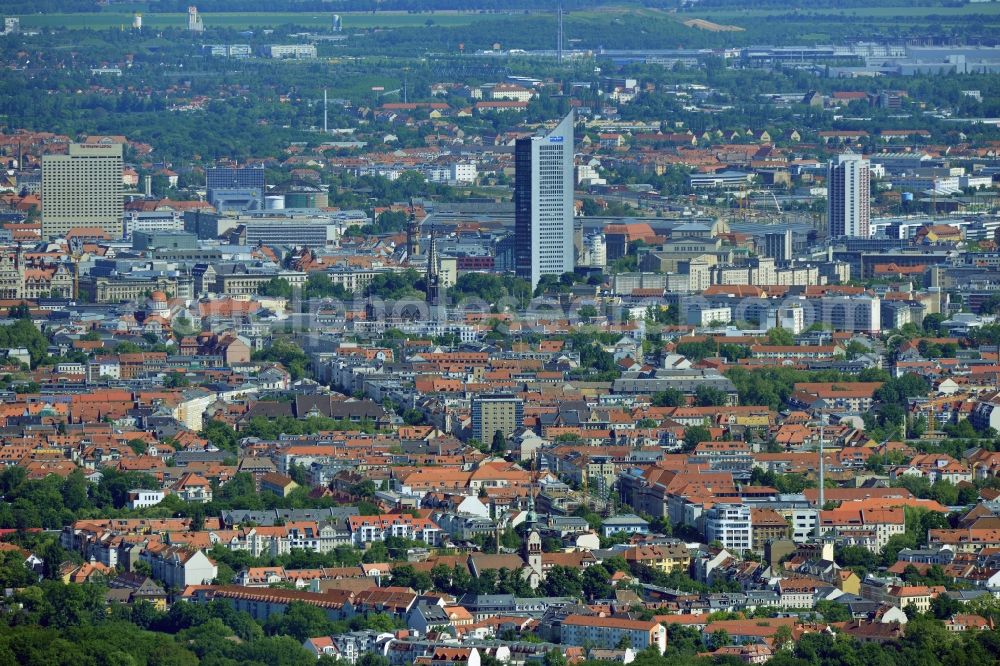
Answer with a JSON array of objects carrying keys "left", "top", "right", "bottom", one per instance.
[
  {"left": 751, "top": 509, "right": 790, "bottom": 554},
  {"left": 471, "top": 394, "right": 525, "bottom": 443},
  {"left": 172, "top": 473, "right": 213, "bottom": 503},
  {"left": 128, "top": 489, "right": 166, "bottom": 509},
  {"left": 885, "top": 585, "right": 945, "bottom": 614},
  {"left": 260, "top": 472, "right": 300, "bottom": 498},
  {"left": 141, "top": 545, "right": 217, "bottom": 588},
  {"left": 347, "top": 514, "right": 442, "bottom": 547},
  {"left": 820, "top": 508, "right": 905, "bottom": 552},
  {"left": 601, "top": 514, "right": 649, "bottom": 538},
  {"left": 622, "top": 543, "right": 691, "bottom": 574},
  {"left": 561, "top": 615, "right": 667, "bottom": 653},
  {"left": 828, "top": 153, "right": 871, "bottom": 238}
]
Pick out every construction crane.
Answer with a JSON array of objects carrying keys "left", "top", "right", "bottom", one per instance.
[
  {"left": 731, "top": 183, "right": 751, "bottom": 223},
  {"left": 770, "top": 190, "right": 783, "bottom": 216}
]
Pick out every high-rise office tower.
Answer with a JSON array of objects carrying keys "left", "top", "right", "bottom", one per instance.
[
  {"left": 827, "top": 152, "right": 870, "bottom": 238},
  {"left": 42, "top": 142, "right": 123, "bottom": 240},
  {"left": 515, "top": 110, "right": 574, "bottom": 289}
]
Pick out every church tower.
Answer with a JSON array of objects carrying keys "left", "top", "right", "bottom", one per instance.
[
  {"left": 425, "top": 225, "right": 442, "bottom": 307},
  {"left": 364, "top": 284, "right": 377, "bottom": 323},
  {"left": 524, "top": 529, "right": 542, "bottom": 581},
  {"left": 406, "top": 199, "right": 421, "bottom": 260}
]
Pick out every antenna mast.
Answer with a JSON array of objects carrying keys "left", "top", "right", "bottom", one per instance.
[{"left": 557, "top": 5, "right": 564, "bottom": 63}]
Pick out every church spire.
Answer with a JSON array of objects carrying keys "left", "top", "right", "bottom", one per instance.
[
  {"left": 425, "top": 225, "right": 442, "bottom": 307},
  {"left": 406, "top": 197, "right": 420, "bottom": 260}
]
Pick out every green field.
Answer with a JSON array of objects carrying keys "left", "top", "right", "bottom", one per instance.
[
  {"left": 15, "top": 10, "right": 497, "bottom": 31},
  {"left": 688, "top": 3, "right": 1000, "bottom": 20}
]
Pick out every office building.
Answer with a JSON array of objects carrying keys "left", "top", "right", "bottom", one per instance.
[
  {"left": 267, "top": 45, "right": 317, "bottom": 59},
  {"left": 206, "top": 166, "right": 265, "bottom": 212},
  {"left": 470, "top": 394, "right": 524, "bottom": 443},
  {"left": 124, "top": 210, "right": 184, "bottom": 237},
  {"left": 686, "top": 305, "right": 731, "bottom": 327},
  {"left": 762, "top": 229, "right": 793, "bottom": 263},
  {"left": 766, "top": 303, "right": 806, "bottom": 334},
  {"left": 42, "top": 142, "right": 123, "bottom": 240},
  {"left": 206, "top": 165, "right": 265, "bottom": 190},
  {"left": 705, "top": 503, "right": 752, "bottom": 553},
  {"left": 187, "top": 6, "right": 204, "bottom": 32},
  {"left": 585, "top": 233, "right": 607, "bottom": 268},
  {"left": 827, "top": 153, "right": 871, "bottom": 238},
  {"left": 515, "top": 111, "right": 574, "bottom": 288}
]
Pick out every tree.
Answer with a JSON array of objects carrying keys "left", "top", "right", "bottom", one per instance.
[
  {"left": 694, "top": 385, "right": 728, "bottom": 407},
  {"left": 542, "top": 649, "right": 566, "bottom": 666},
  {"left": 542, "top": 565, "right": 583, "bottom": 598},
  {"left": 253, "top": 339, "right": 310, "bottom": 380},
  {"left": 200, "top": 419, "right": 239, "bottom": 453},
  {"left": 163, "top": 372, "right": 190, "bottom": 388},
  {"left": 709, "top": 629, "right": 731, "bottom": 648},
  {"left": 259, "top": 277, "right": 293, "bottom": 299},
  {"left": 263, "top": 601, "right": 336, "bottom": 642},
  {"left": 303, "top": 273, "right": 349, "bottom": 300},
  {"left": 350, "top": 479, "right": 377, "bottom": 499},
  {"left": 0, "top": 550, "right": 39, "bottom": 588},
  {"left": 816, "top": 599, "right": 852, "bottom": 622},
  {"left": 682, "top": 424, "right": 712, "bottom": 450},
  {"left": 0, "top": 319, "right": 50, "bottom": 368},
  {"left": 930, "top": 480, "right": 959, "bottom": 506},
  {"left": 766, "top": 327, "right": 795, "bottom": 346},
  {"left": 490, "top": 430, "right": 507, "bottom": 455},
  {"left": 835, "top": 545, "right": 877, "bottom": 571},
  {"left": 651, "top": 389, "right": 686, "bottom": 407},
  {"left": 880, "top": 532, "right": 918, "bottom": 567},
  {"left": 390, "top": 565, "right": 432, "bottom": 593},
  {"left": 772, "top": 625, "right": 793, "bottom": 650},
  {"left": 581, "top": 564, "right": 614, "bottom": 601},
  {"left": 7, "top": 302, "right": 31, "bottom": 319},
  {"left": 930, "top": 593, "right": 962, "bottom": 620},
  {"left": 358, "top": 655, "right": 390, "bottom": 666}
]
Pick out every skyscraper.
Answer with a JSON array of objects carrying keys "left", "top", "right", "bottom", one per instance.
[
  {"left": 827, "top": 152, "right": 870, "bottom": 238},
  {"left": 515, "top": 110, "right": 574, "bottom": 288},
  {"left": 42, "top": 142, "right": 123, "bottom": 240}
]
